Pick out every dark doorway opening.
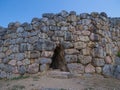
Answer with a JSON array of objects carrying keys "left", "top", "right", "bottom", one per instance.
[{"left": 50, "top": 44, "right": 68, "bottom": 71}]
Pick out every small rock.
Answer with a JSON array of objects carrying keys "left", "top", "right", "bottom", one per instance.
[
  {"left": 81, "top": 30, "right": 90, "bottom": 36},
  {"left": 80, "top": 13, "right": 90, "bottom": 19},
  {"left": 82, "top": 48, "right": 90, "bottom": 56},
  {"left": 96, "top": 67, "right": 102, "bottom": 74},
  {"left": 39, "top": 58, "right": 52, "bottom": 64},
  {"left": 2, "top": 58, "right": 10, "bottom": 64},
  {"left": 8, "top": 60, "right": 16, "bottom": 66},
  {"left": 0, "top": 53, "right": 5, "bottom": 59},
  {"left": 41, "top": 51, "right": 53, "bottom": 58},
  {"left": 27, "top": 63, "right": 39, "bottom": 74},
  {"left": 18, "top": 65, "right": 26, "bottom": 75},
  {"left": 85, "top": 64, "right": 95, "bottom": 73},
  {"left": 40, "top": 64, "right": 48, "bottom": 72},
  {"left": 17, "top": 27, "right": 24, "bottom": 33},
  {"left": 103, "top": 64, "right": 115, "bottom": 77},
  {"left": 64, "top": 31, "right": 73, "bottom": 41},
  {"left": 23, "top": 59, "right": 30, "bottom": 65},
  {"left": 0, "top": 59, "right": 2, "bottom": 63},
  {"left": 114, "top": 65, "right": 120, "bottom": 79},
  {"left": 90, "top": 33, "right": 100, "bottom": 41},
  {"left": 91, "top": 12, "right": 99, "bottom": 18},
  {"left": 17, "top": 61, "right": 23, "bottom": 66},
  {"left": 115, "top": 57, "right": 120, "bottom": 65},
  {"left": 62, "top": 42, "right": 73, "bottom": 49},
  {"left": 15, "top": 53, "right": 25, "bottom": 61},
  {"left": 59, "top": 10, "right": 68, "bottom": 17},
  {"left": 0, "top": 71, "right": 7, "bottom": 78},
  {"left": 93, "top": 58, "right": 105, "bottom": 67},
  {"left": 78, "top": 56, "right": 92, "bottom": 65},
  {"left": 74, "top": 42, "right": 86, "bottom": 49},
  {"left": 79, "top": 36, "right": 89, "bottom": 42},
  {"left": 65, "top": 49, "right": 79, "bottom": 55},
  {"left": 100, "top": 12, "right": 107, "bottom": 17},
  {"left": 13, "top": 66, "right": 19, "bottom": 74},
  {"left": 42, "top": 13, "right": 54, "bottom": 19},
  {"left": 105, "top": 56, "right": 112, "bottom": 64},
  {"left": 30, "top": 51, "right": 40, "bottom": 59}
]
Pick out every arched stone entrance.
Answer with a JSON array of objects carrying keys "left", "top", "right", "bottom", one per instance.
[{"left": 50, "top": 44, "right": 68, "bottom": 71}]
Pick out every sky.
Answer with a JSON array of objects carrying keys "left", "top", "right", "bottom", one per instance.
[{"left": 0, "top": 0, "right": 120, "bottom": 27}]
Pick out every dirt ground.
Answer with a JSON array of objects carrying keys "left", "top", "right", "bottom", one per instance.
[{"left": 0, "top": 70, "right": 120, "bottom": 90}]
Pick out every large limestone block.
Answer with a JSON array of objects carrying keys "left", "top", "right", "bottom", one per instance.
[
  {"left": 65, "top": 55, "right": 77, "bottom": 63},
  {"left": 34, "top": 39, "right": 55, "bottom": 51},
  {"left": 27, "top": 63, "right": 39, "bottom": 74},
  {"left": 74, "top": 42, "right": 86, "bottom": 49},
  {"left": 93, "top": 58, "right": 105, "bottom": 67},
  {"left": 67, "top": 63, "right": 84, "bottom": 74}
]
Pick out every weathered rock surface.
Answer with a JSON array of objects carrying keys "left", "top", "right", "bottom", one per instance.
[
  {"left": 0, "top": 11, "right": 120, "bottom": 80},
  {"left": 67, "top": 63, "right": 84, "bottom": 74}
]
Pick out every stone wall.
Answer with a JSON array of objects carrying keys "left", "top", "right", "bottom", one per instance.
[{"left": 0, "top": 11, "right": 120, "bottom": 79}]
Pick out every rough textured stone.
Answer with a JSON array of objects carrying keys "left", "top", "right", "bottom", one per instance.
[
  {"left": 65, "top": 49, "right": 79, "bottom": 55},
  {"left": 27, "top": 63, "right": 39, "bottom": 74},
  {"left": 30, "top": 51, "right": 40, "bottom": 59},
  {"left": 90, "top": 33, "right": 100, "bottom": 41},
  {"left": 0, "top": 11, "right": 119, "bottom": 79},
  {"left": 79, "top": 36, "right": 89, "bottom": 42},
  {"left": 15, "top": 53, "right": 25, "bottom": 61},
  {"left": 92, "top": 46, "right": 104, "bottom": 58},
  {"left": 103, "top": 64, "right": 115, "bottom": 77},
  {"left": 62, "top": 42, "right": 73, "bottom": 49},
  {"left": 85, "top": 64, "right": 95, "bottom": 73},
  {"left": 78, "top": 56, "right": 92, "bottom": 65},
  {"left": 0, "top": 53, "right": 5, "bottom": 59},
  {"left": 65, "top": 55, "right": 77, "bottom": 63},
  {"left": 74, "top": 42, "right": 86, "bottom": 49},
  {"left": 0, "top": 71, "right": 7, "bottom": 78},
  {"left": 8, "top": 60, "right": 16, "bottom": 66},
  {"left": 2, "top": 58, "right": 10, "bottom": 64},
  {"left": 20, "top": 43, "right": 30, "bottom": 52},
  {"left": 17, "top": 61, "right": 23, "bottom": 66},
  {"left": 64, "top": 31, "right": 73, "bottom": 41},
  {"left": 18, "top": 65, "right": 26, "bottom": 75},
  {"left": 39, "top": 58, "right": 52, "bottom": 64},
  {"left": 23, "top": 59, "right": 30, "bottom": 65},
  {"left": 34, "top": 40, "right": 55, "bottom": 51},
  {"left": 67, "top": 63, "right": 84, "bottom": 74},
  {"left": 80, "top": 13, "right": 90, "bottom": 19},
  {"left": 115, "top": 57, "right": 120, "bottom": 65},
  {"left": 0, "top": 59, "right": 2, "bottom": 63},
  {"left": 67, "top": 15, "right": 77, "bottom": 22},
  {"left": 40, "top": 64, "right": 48, "bottom": 72},
  {"left": 0, "top": 63, "right": 6, "bottom": 70},
  {"left": 105, "top": 56, "right": 112, "bottom": 64},
  {"left": 82, "top": 48, "right": 90, "bottom": 56},
  {"left": 41, "top": 51, "right": 53, "bottom": 58},
  {"left": 17, "top": 27, "right": 24, "bottom": 33},
  {"left": 13, "top": 66, "right": 19, "bottom": 74},
  {"left": 81, "top": 30, "right": 90, "bottom": 36},
  {"left": 96, "top": 67, "right": 102, "bottom": 74},
  {"left": 114, "top": 65, "right": 120, "bottom": 79},
  {"left": 24, "top": 24, "right": 32, "bottom": 31},
  {"left": 93, "top": 58, "right": 105, "bottom": 67}
]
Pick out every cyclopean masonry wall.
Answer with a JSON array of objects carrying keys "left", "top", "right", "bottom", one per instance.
[{"left": 0, "top": 11, "right": 120, "bottom": 79}]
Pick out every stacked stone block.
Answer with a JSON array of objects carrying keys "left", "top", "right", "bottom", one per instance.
[{"left": 0, "top": 11, "right": 120, "bottom": 79}]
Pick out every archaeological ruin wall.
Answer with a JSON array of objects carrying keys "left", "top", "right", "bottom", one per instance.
[{"left": 0, "top": 11, "right": 120, "bottom": 79}]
